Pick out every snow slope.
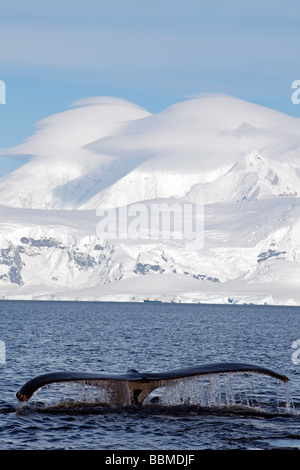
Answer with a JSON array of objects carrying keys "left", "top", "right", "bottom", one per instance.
[
  {"left": 186, "top": 150, "right": 300, "bottom": 204},
  {"left": 0, "top": 197, "right": 299, "bottom": 305},
  {"left": 0, "top": 94, "right": 299, "bottom": 305},
  {"left": 0, "top": 97, "right": 151, "bottom": 209}
]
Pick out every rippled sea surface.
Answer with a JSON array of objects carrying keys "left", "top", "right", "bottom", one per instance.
[{"left": 0, "top": 300, "right": 300, "bottom": 450}]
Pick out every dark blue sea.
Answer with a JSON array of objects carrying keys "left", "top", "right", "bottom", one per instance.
[{"left": 0, "top": 300, "right": 299, "bottom": 451}]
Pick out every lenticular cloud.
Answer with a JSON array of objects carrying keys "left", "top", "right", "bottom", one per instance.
[
  {"left": 3, "top": 96, "right": 150, "bottom": 163},
  {"left": 0, "top": 93, "right": 299, "bottom": 210}
]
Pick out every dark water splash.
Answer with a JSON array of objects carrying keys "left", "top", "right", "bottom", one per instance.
[{"left": 15, "top": 370, "right": 294, "bottom": 414}]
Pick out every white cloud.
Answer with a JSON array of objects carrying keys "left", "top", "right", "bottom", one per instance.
[
  {"left": 2, "top": 93, "right": 300, "bottom": 173},
  {"left": 1, "top": 93, "right": 300, "bottom": 210},
  {"left": 1, "top": 96, "right": 150, "bottom": 162},
  {"left": 89, "top": 94, "right": 300, "bottom": 175}
]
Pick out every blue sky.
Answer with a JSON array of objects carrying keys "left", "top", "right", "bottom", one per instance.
[{"left": 0, "top": 0, "right": 300, "bottom": 175}]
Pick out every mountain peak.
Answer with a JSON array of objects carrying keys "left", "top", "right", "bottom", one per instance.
[
  {"left": 234, "top": 151, "right": 299, "bottom": 199},
  {"left": 0, "top": 95, "right": 300, "bottom": 209}
]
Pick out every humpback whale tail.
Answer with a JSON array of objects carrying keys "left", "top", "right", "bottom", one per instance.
[{"left": 16, "top": 362, "right": 289, "bottom": 407}]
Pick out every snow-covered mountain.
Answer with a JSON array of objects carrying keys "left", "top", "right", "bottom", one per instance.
[
  {"left": 0, "top": 94, "right": 299, "bottom": 305},
  {"left": 0, "top": 97, "right": 151, "bottom": 209},
  {"left": 186, "top": 150, "right": 300, "bottom": 204}
]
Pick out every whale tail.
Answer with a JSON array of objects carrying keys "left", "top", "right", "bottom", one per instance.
[{"left": 16, "top": 362, "right": 289, "bottom": 406}]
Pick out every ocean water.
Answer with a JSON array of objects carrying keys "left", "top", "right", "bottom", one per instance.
[{"left": 0, "top": 300, "right": 299, "bottom": 450}]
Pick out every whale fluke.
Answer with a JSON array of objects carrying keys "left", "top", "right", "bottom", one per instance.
[{"left": 16, "top": 362, "right": 289, "bottom": 405}]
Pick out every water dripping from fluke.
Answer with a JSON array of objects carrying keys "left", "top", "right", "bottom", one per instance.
[{"left": 15, "top": 362, "right": 294, "bottom": 416}]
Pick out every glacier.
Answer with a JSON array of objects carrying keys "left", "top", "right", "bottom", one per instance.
[{"left": 0, "top": 93, "right": 299, "bottom": 305}]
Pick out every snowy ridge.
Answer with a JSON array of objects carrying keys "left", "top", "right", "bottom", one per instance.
[
  {"left": 0, "top": 94, "right": 299, "bottom": 304},
  {"left": 186, "top": 151, "right": 300, "bottom": 204}
]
